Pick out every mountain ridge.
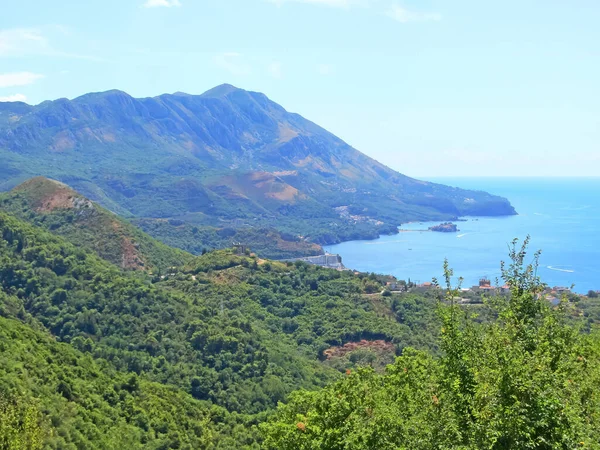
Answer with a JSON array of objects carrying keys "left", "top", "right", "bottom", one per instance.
[{"left": 0, "top": 84, "right": 516, "bottom": 247}]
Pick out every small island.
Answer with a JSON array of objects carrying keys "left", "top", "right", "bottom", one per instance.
[{"left": 429, "top": 222, "right": 459, "bottom": 233}]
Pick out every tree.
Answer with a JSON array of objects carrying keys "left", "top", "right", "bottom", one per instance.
[
  {"left": 262, "top": 237, "right": 600, "bottom": 449},
  {"left": 0, "top": 395, "right": 44, "bottom": 450}
]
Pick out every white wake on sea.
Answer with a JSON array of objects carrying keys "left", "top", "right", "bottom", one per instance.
[{"left": 547, "top": 266, "right": 575, "bottom": 273}]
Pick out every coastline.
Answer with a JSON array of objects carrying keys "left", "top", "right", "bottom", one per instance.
[{"left": 323, "top": 176, "right": 600, "bottom": 295}]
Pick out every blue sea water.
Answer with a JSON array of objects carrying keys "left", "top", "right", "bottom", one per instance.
[{"left": 324, "top": 178, "right": 600, "bottom": 294}]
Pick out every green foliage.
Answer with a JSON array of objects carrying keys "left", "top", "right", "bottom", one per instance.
[
  {"left": 0, "top": 178, "right": 192, "bottom": 271},
  {"left": 0, "top": 210, "right": 437, "bottom": 447},
  {"left": 388, "top": 291, "right": 445, "bottom": 353},
  {"left": 0, "top": 394, "right": 43, "bottom": 450},
  {"left": 263, "top": 238, "right": 600, "bottom": 449},
  {"left": 0, "top": 316, "right": 217, "bottom": 449},
  {"left": 135, "top": 220, "right": 324, "bottom": 260},
  {"left": 262, "top": 350, "right": 460, "bottom": 450}
]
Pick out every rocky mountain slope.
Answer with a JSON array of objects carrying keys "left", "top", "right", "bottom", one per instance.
[{"left": 0, "top": 84, "right": 516, "bottom": 244}]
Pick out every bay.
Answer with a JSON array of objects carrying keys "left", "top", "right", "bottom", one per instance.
[{"left": 324, "top": 177, "right": 600, "bottom": 293}]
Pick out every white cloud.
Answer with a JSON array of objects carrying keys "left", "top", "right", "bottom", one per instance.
[
  {"left": 267, "top": 0, "right": 369, "bottom": 8},
  {"left": 0, "top": 27, "right": 106, "bottom": 62},
  {"left": 0, "top": 93, "right": 27, "bottom": 102},
  {"left": 213, "top": 52, "right": 251, "bottom": 76},
  {"left": 386, "top": 5, "right": 441, "bottom": 23},
  {"left": 266, "top": 0, "right": 441, "bottom": 25},
  {"left": 0, "top": 28, "right": 49, "bottom": 56},
  {"left": 143, "top": 0, "right": 181, "bottom": 7},
  {"left": 0, "top": 72, "right": 44, "bottom": 88},
  {"left": 317, "top": 63, "right": 334, "bottom": 75},
  {"left": 268, "top": 62, "right": 283, "bottom": 79}
]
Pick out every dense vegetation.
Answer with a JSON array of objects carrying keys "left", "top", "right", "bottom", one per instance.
[
  {"left": 263, "top": 242, "right": 600, "bottom": 449},
  {"left": 0, "top": 177, "right": 191, "bottom": 271},
  {"left": 2, "top": 198, "right": 600, "bottom": 448},
  {"left": 0, "top": 392, "right": 43, "bottom": 450},
  {"left": 0, "top": 209, "right": 442, "bottom": 448},
  {"left": 0, "top": 314, "right": 218, "bottom": 449},
  {"left": 134, "top": 218, "right": 324, "bottom": 260}
]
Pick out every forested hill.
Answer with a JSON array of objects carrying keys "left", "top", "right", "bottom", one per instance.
[
  {"left": 0, "top": 315, "right": 217, "bottom": 449},
  {"left": 0, "top": 176, "right": 324, "bottom": 261},
  {"left": 2, "top": 206, "right": 600, "bottom": 448},
  {"left": 0, "top": 176, "right": 192, "bottom": 271},
  {"left": 0, "top": 84, "right": 515, "bottom": 245},
  {"left": 0, "top": 209, "right": 434, "bottom": 448}
]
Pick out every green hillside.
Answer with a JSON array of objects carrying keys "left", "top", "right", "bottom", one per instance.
[
  {"left": 0, "top": 209, "right": 439, "bottom": 447},
  {"left": 2, "top": 207, "right": 600, "bottom": 448},
  {"left": 134, "top": 218, "right": 324, "bottom": 260},
  {"left": 263, "top": 251, "right": 600, "bottom": 449},
  {"left": 0, "top": 177, "right": 193, "bottom": 271},
  {"left": 0, "top": 314, "right": 218, "bottom": 449}
]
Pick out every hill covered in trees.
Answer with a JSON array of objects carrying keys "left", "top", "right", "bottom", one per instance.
[
  {"left": 0, "top": 208, "right": 440, "bottom": 448},
  {"left": 0, "top": 177, "right": 324, "bottom": 261},
  {"left": 0, "top": 177, "right": 192, "bottom": 271},
  {"left": 1, "top": 202, "right": 600, "bottom": 448}
]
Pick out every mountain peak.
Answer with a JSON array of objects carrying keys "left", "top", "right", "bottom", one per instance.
[
  {"left": 12, "top": 177, "right": 82, "bottom": 212},
  {"left": 72, "top": 89, "right": 134, "bottom": 105},
  {"left": 97, "top": 89, "right": 131, "bottom": 97},
  {"left": 14, "top": 176, "right": 72, "bottom": 193},
  {"left": 200, "top": 83, "right": 244, "bottom": 99}
]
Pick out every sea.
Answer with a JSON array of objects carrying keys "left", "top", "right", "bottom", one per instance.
[{"left": 324, "top": 177, "right": 600, "bottom": 294}]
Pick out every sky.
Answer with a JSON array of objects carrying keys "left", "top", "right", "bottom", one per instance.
[{"left": 1, "top": 0, "right": 599, "bottom": 177}]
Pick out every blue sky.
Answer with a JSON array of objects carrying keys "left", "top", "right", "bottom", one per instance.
[{"left": 1, "top": 0, "right": 598, "bottom": 177}]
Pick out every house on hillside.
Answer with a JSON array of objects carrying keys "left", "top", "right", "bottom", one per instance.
[
  {"left": 386, "top": 281, "right": 404, "bottom": 291},
  {"left": 553, "top": 286, "right": 571, "bottom": 294},
  {"left": 473, "top": 278, "right": 496, "bottom": 293},
  {"left": 415, "top": 281, "right": 436, "bottom": 291},
  {"left": 233, "top": 243, "right": 249, "bottom": 255}
]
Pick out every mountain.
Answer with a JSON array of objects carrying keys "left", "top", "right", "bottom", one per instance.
[
  {"left": 0, "top": 177, "right": 192, "bottom": 271},
  {"left": 0, "top": 84, "right": 515, "bottom": 246},
  {"left": 133, "top": 217, "right": 323, "bottom": 260}
]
